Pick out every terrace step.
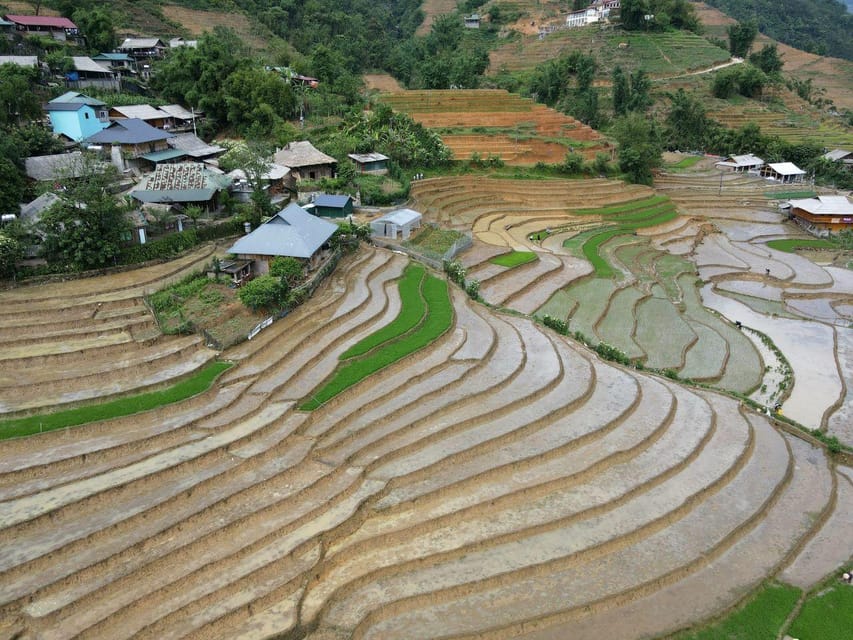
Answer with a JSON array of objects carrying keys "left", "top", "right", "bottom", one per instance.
[{"left": 314, "top": 403, "right": 788, "bottom": 639}]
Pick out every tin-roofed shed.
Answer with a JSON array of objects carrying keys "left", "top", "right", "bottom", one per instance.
[
  {"left": 314, "top": 194, "right": 354, "bottom": 218},
  {"left": 370, "top": 208, "right": 422, "bottom": 240}
]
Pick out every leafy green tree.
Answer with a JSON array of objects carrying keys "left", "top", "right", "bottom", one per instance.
[
  {"left": 749, "top": 44, "right": 783, "bottom": 75},
  {"left": 0, "top": 233, "right": 22, "bottom": 278},
  {"left": 665, "top": 89, "right": 712, "bottom": 150},
  {"left": 73, "top": 6, "right": 116, "bottom": 54},
  {"left": 620, "top": 0, "right": 650, "bottom": 30},
  {"left": 0, "top": 158, "right": 25, "bottom": 215},
  {"left": 0, "top": 64, "right": 41, "bottom": 129},
  {"left": 612, "top": 66, "right": 629, "bottom": 116},
  {"left": 238, "top": 275, "right": 287, "bottom": 311},
  {"left": 727, "top": 20, "right": 758, "bottom": 58},
  {"left": 627, "top": 70, "right": 652, "bottom": 113},
  {"left": 612, "top": 113, "right": 662, "bottom": 185},
  {"left": 38, "top": 165, "right": 130, "bottom": 271},
  {"left": 269, "top": 256, "right": 304, "bottom": 287},
  {"left": 223, "top": 67, "right": 297, "bottom": 135}
]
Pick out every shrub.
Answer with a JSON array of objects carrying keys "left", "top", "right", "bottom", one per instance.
[
  {"left": 120, "top": 229, "right": 199, "bottom": 264},
  {"left": 269, "top": 256, "right": 304, "bottom": 287},
  {"left": 465, "top": 279, "right": 480, "bottom": 300},
  {"left": 595, "top": 342, "right": 631, "bottom": 365},
  {"left": 542, "top": 314, "right": 569, "bottom": 335},
  {"left": 238, "top": 275, "right": 287, "bottom": 311},
  {"left": 443, "top": 259, "right": 466, "bottom": 286}
]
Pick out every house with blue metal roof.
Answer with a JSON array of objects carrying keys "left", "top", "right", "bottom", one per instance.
[
  {"left": 313, "top": 193, "right": 354, "bottom": 218},
  {"left": 44, "top": 91, "right": 110, "bottom": 142},
  {"left": 228, "top": 203, "right": 338, "bottom": 273},
  {"left": 83, "top": 118, "right": 173, "bottom": 169}
]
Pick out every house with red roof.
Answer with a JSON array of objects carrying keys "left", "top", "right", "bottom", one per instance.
[{"left": 4, "top": 15, "right": 79, "bottom": 42}]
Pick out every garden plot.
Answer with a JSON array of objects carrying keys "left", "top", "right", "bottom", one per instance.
[
  {"left": 0, "top": 242, "right": 846, "bottom": 640},
  {"left": 595, "top": 287, "right": 647, "bottom": 360}
]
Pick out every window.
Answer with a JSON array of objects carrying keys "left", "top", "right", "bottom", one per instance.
[
  {"left": 309, "top": 171, "right": 316, "bottom": 180},
  {"left": 84, "top": 112, "right": 89, "bottom": 119}
]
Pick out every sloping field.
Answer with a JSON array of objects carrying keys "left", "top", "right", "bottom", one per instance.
[
  {"left": 490, "top": 27, "right": 730, "bottom": 77},
  {"left": 709, "top": 107, "right": 853, "bottom": 148},
  {"left": 0, "top": 244, "right": 847, "bottom": 640},
  {"left": 380, "top": 90, "right": 608, "bottom": 164},
  {"left": 416, "top": 0, "right": 458, "bottom": 36},
  {"left": 161, "top": 4, "right": 268, "bottom": 52},
  {"left": 0, "top": 245, "right": 220, "bottom": 416}
]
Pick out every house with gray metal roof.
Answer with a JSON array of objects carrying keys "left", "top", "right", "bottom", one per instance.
[
  {"left": 131, "top": 162, "right": 232, "bottom": 211},
  {"left": 348, "top": 152, "right": 389, "bottom": 175},
  {"left": 313, "top": 194, "right": 354, "bottom": 218},
  {"left": 109, "top": 104, "right": 173, "bottom": 129},
  {"left": 67, "top": 56, "right": 119, "bottom": 91},
  {"left": 84, "top": 118, "right": 173, "bottom": 169},
  {"left": 228, "top": 203, "right": 338, "bottom": 272},
  {"left": 370, "top": 208, "right": 422, "bottom": 240}
]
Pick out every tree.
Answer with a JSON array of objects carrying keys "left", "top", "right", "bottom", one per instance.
[
  {"left": 612, "top": 66, "right": 629, "bottom": 116},
  {"left": 665, "top": 89, "right": 712, "bottom": 150},
  {"left": 612, "top": 113, "right": 662, "bottom": 185},
  {"left": 619, "top": 0, "right": 649, "bottom": 31},
  {"left": 238, "top": 275, "right": 287, "bottom": 311},
  {"left": 727, "top": 20, "right": 758, "bottom": 58},
  {"left": 269, "top": 256, "right": 304, "bottom": 287},
  {"left": 73, "top": 6, "right": 116, "bottom": 54},
  {"left": 627, "top": 69, "right": 652, "bottom": 113},
  {"left": 749, "top": 44, "right": 783, "bottom": 75},
  {"left": 0, "top": 63, "right": 41, "bottom": 128},
  {"left": 0, "top": 233, "right": 22, "bottom": 278},
  {"left": 38, "top": 164, "right": 131, "bottom": 271},
  {"left": 0, "top": 158, "right": 25, "bottom": 215}
]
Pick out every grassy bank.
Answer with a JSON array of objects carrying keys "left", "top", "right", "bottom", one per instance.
[{"left": 0, "top": 361, "right": 232, "bottom": 440}]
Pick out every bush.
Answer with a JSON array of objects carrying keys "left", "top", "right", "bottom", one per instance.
[
  {"left": 595, "top": 342, "right": 631, "bottom": 366},
  {"left": 443, "top": 259, "right": 466, "bottom": 286},
  {"left": 542, "top": 314, "right": 569, "bottom": 335},
  {"left": 465, "top": 279, "right": 480, "bottom": 300},
  {"left": 121, "top": 229, "right": 199, "bottom": 264},
  {"left": 269, "top": 256, "right": 304, "bottom": 286},
  {"left": 238, "top": 275, "right": 287, "bottom": 311}
]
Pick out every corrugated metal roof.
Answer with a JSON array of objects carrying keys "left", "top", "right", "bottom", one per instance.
[
  {"left": 111, "top": 104, "right": 170, "bottom": 121},
  {"left": 375, "top": 208, "right": 422, "bottom": 226},
  {"left": 24, "top": 151, "right": 91, "bottom": 181},
  {"left": 132, "top": 188, "right": 217, "bottom": 204},
  {"left": 141, "top": 149, "right": 187, "bottom": 162},
  {"left": 72, "top": 56, "right": 112, "bottom": 74},
  {"left": 788, "top": 196, "right": 853, "bottom": 216},
  {"left": 228, "top": 203, "right": 337, "bottom": 259},
  {"left": 93, "top": 52, "right": 132, "bottom": 61},
  {"left": 118, "top": 38, "right": 164, "bottom": 49},
  {"left": 0, "top": 55, "right": 37, "bottom": 67},
  {"left": 167, "top": 133, "right": 225, "bottom": 158},
  {"left": 348, "top": 152, "right": 389, "bottom": 163},
  {"left": 314, "top": 194, "right": 352, "bottom": 208},
  {"left": 85, "top": 119, "right": 173, "bottom": 145},
  {"left": 159, "top": 104, "right": 196, "bottom": 120},
  {"left": 6, "top": 15, "right": 76, "bottom": 29},
  {"left": 49, "top": 91, "right": 105, "bottom": 106},
  {"left": 767, "top": 162, "right": 806, "bottom": 175}
]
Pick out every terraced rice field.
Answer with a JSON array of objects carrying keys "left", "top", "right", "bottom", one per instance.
[
  {"left": 0, "top": 245, "right": 220, "bottom": 417},
  {"left": 490, "top": 27, "right": 731, "bottom": 77},
  {"left": 709, "top": 107, "right": 853, "bottom": 148},
  {"left": 1, "top": 244, "right": 850, "bottom": 640},
  {"left": 380, "top": 90, "right": 609, "bottom": 164}
]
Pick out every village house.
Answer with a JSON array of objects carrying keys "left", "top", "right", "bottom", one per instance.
[
  {"left": 166, "top": 132, "right": 225, "bottom": 161},
  {"left": 715, "top": 154, "right": 765, "bottom": 173},
  {"left": 786, "top": 195, "right": 853, "bottom": 236},
  {"left": 92, "top": 52, "right": 136, "bottom": 75},
  {"left": 0, "top": 17, "right": 15, "bottom": 39},
  {"left": 348, "top": 152, "right": 389, "bottom": 175},
  {"left": 116, "top": 37, "right": 166, "bottom": 80},
  {"left": 273, "top": 141, "right": 337, "bottom": 182},
  {"left": 760, "top": 162, "right": 807, "bottom": 184},
  {"left": 158, "top": 104, "right": 201, "bottom": 132},
  {"left": 109, "top": 104, "right": 174, "bottom": 129},
  {"left": 83, "top": 118, "right": 173, "bottom": 170},
  {"left": 67, "top": 57, "right": 120, "bottom": 92},
  {"left": 228, "top": 202, "right": 338, "bottom": 274},
  {"left": 464, "top": 14, "right": 480, "bottom": 29},
  {"left": 823, "top": 149, "right": 852, "bottom": 170},
  {"left": 131, "top": 162, "right": 232, "bottom": 213},
  {"left": 5, "top": 14, "right": 79, "bottom": 42},
  {"left": 44, "top": 91, "right": 110, "bottom": 142},
  {"left": 169, "top": 37, "right": 197, "bottom": 49},
  {"left": 23, "top": 151, "right": 103, "bottom": 184},
  {"left": 227, "top": 164, "right": 292, "bottom": 203}
]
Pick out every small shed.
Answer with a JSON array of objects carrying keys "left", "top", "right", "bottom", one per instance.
[
  {"left": 760, "top": 162, "right": 806, "bottom": 184},
  {"left": 348, "top": 152, "right": 389, "bottom": 175},
  {"left": 371, "top": 208, "right": 422, "bottom": 240},
  {"left": 464, "top": 14, "right": 480, "bottom": 29},
  {"left": 314, "top": 194, "right": 354, "bottom": 218}
]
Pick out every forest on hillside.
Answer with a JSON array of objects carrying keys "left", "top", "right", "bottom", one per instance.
[{"left": 704, "top": 0, "right": 853, "bottom": 60}]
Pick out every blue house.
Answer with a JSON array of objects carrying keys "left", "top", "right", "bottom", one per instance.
[{"left": 45, "top": 91, "right": 109, "bottom": 142}]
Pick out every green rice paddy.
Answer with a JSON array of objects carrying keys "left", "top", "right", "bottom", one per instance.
[
  {"left": 0, "top": 361, "right": 232, "bottom": 440},
  {"left": 766, "top": 238, "right": 836, "bottom": 252},
  {"left": 300, "top": 264, "right": 452, "bottom": 410},
  {"left": 489, "top": 250, "right": 538, "bottom": 268}
]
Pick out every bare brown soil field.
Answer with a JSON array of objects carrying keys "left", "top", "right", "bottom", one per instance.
[
  {"left": 381, "top": 90, "right": 609, "bottom": 165},
  {"left": 0, "top": 240, "right": 848, "bottom": 640},
  {"left": 161, "top": 4, "right": 268, "bottom": 52},
  {"left": 363, "top": 74, "right": 403, "bottom": 92}
]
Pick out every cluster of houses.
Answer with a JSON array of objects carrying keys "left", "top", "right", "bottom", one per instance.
[
  {"left": 13, "top": 82, "right": 420, "bottom": 279},
  {"left": 715, "top": 151, "right": 853, "bottom": 236},
  {"left": 566, "top": 0, "right": 621, "bottom": 28}
]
